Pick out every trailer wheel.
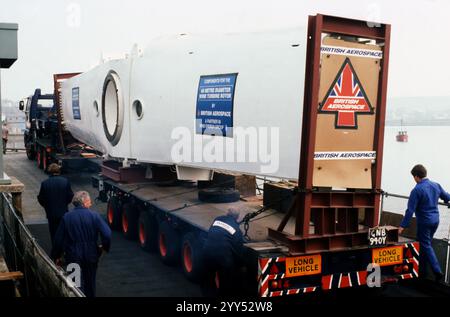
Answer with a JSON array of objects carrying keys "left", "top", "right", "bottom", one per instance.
[
  {"left": 138, "top": 212, "right": 158, "bottom": 252},
  {"left": 158, "top": 221, "right": 180, "bottom": 265},
  {"left": 107, "top": 196, "right": 122, "bottom": 230},
  {"left": 37, "top": 148, "right": 44, "bottom": 169},
  {"left": 181, "top": 232, "right": 204, "bottom": 282},
  {"left": 43, "top": 151, "right": 48, "bottom": 173},
  {"left": 121, "top": 203, "right": 139, "bottom": 240},
  {"left": 26, "top": 145, "right": 35, "bottom": 160},
  {"left": 198, "top": 188, "right": 240, "bottom": 203}
]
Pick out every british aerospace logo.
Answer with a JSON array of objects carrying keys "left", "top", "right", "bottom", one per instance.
[{"left": 319, "top": 57, "right": 374, "bottom": 129}]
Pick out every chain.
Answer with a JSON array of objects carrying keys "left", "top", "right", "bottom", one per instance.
[{"left": 241, "top": 206, "right": 269, "bottom": 241}]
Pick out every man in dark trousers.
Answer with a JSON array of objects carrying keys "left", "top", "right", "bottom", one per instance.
[
  {"left": 51, "top": 191, "right": 111, "bottom": 297},
  {"left": 37, "top": 163, "right": 74, "bottom": 245},
  {"left": 202, "top": 209, "right": 244, "bottom": 296},
  {"left": 399, "top": 164, "right": 450, "bottom": 281}
]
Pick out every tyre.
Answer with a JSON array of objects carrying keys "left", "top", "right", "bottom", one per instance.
[
  {"left": 26, "top": 144, "right": 35, "bottom": 160},
  {"left": 122, "top": 203, "right": 139, "bottom": 240},
  {"left": 198, "top": 188, "right": 240, "bottom": 203},
  {"left": 43, "top": 151, "right": 49, "bottom": 173},
  {"left": 158, "top": 220, "right": 180, "bottom": 265},
  {"left": 181, "top": 232, "right": 205, "bottom": 282},
  {"left": 106, "top": 196, "right": 122, "bottom": 230},
  {"left": 138, "top": 212, "right": 158, "bottom": 252},
  {"left": 37, "top": 148, "right": 44, "bottom": 169}
]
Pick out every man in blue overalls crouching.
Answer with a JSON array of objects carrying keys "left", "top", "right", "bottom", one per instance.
[
  {"left": 51, "top": 191, "right": 111, "bottom": 297},
  {"left": 202, "top": 209, "right": 245, "bottom": 296},
  {"left": 399, "top": 164, "right": 450, "bottom": 281}
]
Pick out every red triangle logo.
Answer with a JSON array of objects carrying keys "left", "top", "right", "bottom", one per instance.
[{"left": 319, "top": 58, "right": 374, "bottom": 129}]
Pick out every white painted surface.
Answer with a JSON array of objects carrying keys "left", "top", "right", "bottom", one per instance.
[{"left": 60, "top": 28, "right": 307, "bottom": 179}]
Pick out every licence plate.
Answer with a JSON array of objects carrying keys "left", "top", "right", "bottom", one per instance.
[
  {"left": 372, "top": 246, "right": 403, "bottom": 267},
  {"left": 285, "top": 254, "right": 322, "bottom": 277},
  {"left": 368, "top": 226, "right": 388, "bottom": 246}
]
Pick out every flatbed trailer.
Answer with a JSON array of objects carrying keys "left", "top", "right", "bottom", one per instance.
[
  {"left": 92, "top": 174, "right": 419, "bottom": 297},
  {"left": 34, "top": 137, "right": 102, "bottom": 173},
  {"left": 20, "top": 73, "right": 102, "bottom": 173}
]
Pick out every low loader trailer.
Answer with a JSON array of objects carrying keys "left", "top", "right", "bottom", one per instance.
[{"left": 93, "top": 174, "right": 419, "bottom": 297}]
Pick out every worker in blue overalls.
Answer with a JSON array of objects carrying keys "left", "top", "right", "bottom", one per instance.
[
  {"left": 202, "top": 209, "right": 245, "bottom": 296},
  {"left": 51, "top": 191, "right": 111, "bottom": 297},
  {"left": 37, "top": 163, "right": 74, "bottom": 245},
  {"left": 399, "top": 164, "right": 450, "bottom": 282}
]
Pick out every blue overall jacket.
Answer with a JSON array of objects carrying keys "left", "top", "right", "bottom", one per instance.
[
  {"left": 400, "top": 178, "right": 450, "bottom": 228},
  {"left": 51, "top": 207, "right": 111, "bottom": 263}
]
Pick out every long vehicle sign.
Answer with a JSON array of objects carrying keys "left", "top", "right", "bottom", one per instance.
[
  {"left": 372, "top": 246, "right": 403, "bottom": 267},
  {"left": 285, "top": 254, "right": 322, "bottom": 277}
]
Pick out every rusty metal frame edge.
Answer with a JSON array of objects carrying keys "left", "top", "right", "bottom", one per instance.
[{"left": 372, "top": 24, "right": 391, "bottom": 225}]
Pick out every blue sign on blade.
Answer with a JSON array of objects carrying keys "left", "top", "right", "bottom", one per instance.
[
  {"left": 72, "top": 87, "right": 81, "bottom": 120},
  {"left": 196, "top": 73, "right": 237, "bottom": 137}
]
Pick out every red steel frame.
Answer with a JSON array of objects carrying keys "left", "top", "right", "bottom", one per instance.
[{"left": 269, "top": 14, "right": 393, "bottom": 253}]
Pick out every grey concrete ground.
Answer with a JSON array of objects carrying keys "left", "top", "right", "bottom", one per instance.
[{"left": 4, "top": 151, "right": 202, "bottom": 297}]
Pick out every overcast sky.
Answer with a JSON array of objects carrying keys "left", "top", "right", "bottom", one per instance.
[{"left": 0, "top": 0, "right": 449, "bottom": 101}]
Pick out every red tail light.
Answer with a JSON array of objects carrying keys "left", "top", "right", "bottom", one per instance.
[
  {"left": 270, "top": 280, "right": 279, "bottom": 289},
  {"left": 393, "top": 265, "right": 402, "bottom": 274}
]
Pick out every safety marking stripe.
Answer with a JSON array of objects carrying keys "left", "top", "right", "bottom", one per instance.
[
  {"left": 261, "top": 275, "right": 269, "bottom": 288},
  {"left": 259, "top": 272, "right": 285, "bottom": 282},
  {"left": 400, "top": 273, "right": 413, "bottom": 280},
  {"left": 287, "top": 289, "right": 299, "bottom": 295},
  {"left": 410, "top": 243, "right": 420, "bottom": 273},
  {"left": 321, "top": 275, "right": 332, "bottom": 290},
  {"left": 262, "top": 288, "right": 269, "bottom": 297},
  {"left": 324, "top": 271, "right": 369, "bottom": 290},
  {"left": 410, "top": 243, "right": 420, "bottom": 258},
  {"left": 268, "top": 286, "right": 321, "bottom": 297},
  {"left": 266, "top": 273, "right": 285, "bottom": 279},
  {"left": 259, "top": 258, "right": 271, "bottom": 275},
  {"left": 259, "top": 274, "right": 270, "bottom": 297}
]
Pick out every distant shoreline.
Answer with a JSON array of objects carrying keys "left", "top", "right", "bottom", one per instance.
[{"left": 386, "top": 121, "right": 450, "bottom": 126}]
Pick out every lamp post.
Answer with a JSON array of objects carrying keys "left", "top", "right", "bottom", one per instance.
[{"left": 0, "top": 23, "right": 19, "bottom": 185}]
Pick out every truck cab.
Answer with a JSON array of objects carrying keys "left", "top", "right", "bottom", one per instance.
[{"left": 19, "top": 89, "right": 57, "bottom": 162}]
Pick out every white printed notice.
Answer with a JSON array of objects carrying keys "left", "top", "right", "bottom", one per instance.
[
  {"left": 321, "top": 45, "right": 383, "bottom": 59},
  {"left": 314, "top": 151, "right": 376, "bottom": 160},
  {"left": 196, "top": 73, "right": 238, "bottom": 137}
]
